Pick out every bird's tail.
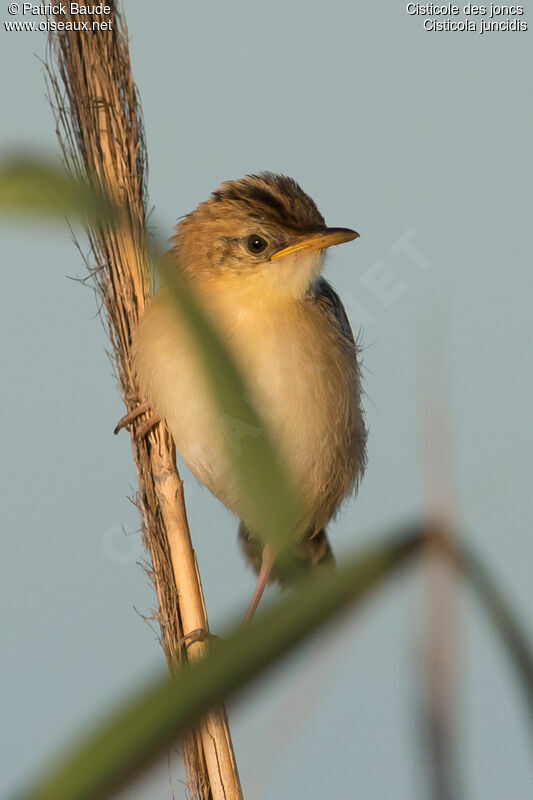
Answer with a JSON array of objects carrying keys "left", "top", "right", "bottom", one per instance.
[{"left": 238, "top": 522, "right": 335, "bottom": 588}]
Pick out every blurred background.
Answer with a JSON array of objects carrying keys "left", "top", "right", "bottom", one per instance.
[{"left": 1, "top": 1, "right": 531, "bottom": 797}]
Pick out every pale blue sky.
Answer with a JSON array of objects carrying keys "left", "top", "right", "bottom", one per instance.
[{"left": 1, "top": 2, "right": 532, "bottom": 798}]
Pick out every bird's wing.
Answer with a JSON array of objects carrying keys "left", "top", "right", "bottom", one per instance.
[{"left": 313, "top": 277, "right": 357, "bottom": 352}]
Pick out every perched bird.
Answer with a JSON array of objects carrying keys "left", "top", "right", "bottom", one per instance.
[{"left": 129, "top": 173, "right": 367, "bottom": 619}]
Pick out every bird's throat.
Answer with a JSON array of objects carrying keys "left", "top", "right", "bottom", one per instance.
[{"left": 195, "top": 250, "right": 324, "bottom": 304}]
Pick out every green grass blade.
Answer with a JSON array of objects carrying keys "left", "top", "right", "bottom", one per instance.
[
  {"left": 14, "top": 527, "right": 424, "bottom": 800},
  {"left": 12, "top": 527, "right": 533, "bottom": 800},
  {"left": 0, "top": 157, "right": 113, "bottom": 223},
  {"left": 461, "top": 545, "right": 533, "bottom": 726}
]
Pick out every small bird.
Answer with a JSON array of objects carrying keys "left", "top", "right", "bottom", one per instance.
[{"left": 130, "top": 173, "right": 367, "bottom": 620}]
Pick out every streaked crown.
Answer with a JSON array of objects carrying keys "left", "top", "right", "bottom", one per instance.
[
  {"left": 172, "top": 173, "right": 326, "bottom": 277},
  {"left": 210, "top": 172, "right": 326, "bottom": 234}
]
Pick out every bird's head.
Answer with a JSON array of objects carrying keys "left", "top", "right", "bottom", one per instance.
[{"left": 171, "top": 172, "right": 358, "bottom": 299}]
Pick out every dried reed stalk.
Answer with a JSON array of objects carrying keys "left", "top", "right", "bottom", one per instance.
[{"left": 45, "top": 5, "right": 243, "bottom": 799}]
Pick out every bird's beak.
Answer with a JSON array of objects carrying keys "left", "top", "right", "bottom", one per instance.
[{"left": 270, "top": 227, "right": 359, "bottom": 261}]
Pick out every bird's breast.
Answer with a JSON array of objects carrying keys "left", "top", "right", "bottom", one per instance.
[{"left": 132, "top": 287, "right": 362, "bottom": 531}]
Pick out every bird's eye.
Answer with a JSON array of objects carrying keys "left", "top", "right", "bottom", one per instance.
[{"left": 245, "top": 234, "right": 268, "bottom": 254}]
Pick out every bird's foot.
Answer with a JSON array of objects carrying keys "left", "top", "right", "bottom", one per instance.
[
  {"left": 177, "top": 627, "right": 220, "bottom": 650},
  {"left": 114, "top": 401, "right": 161, "bottom": 441},
  {"left": 114, "top": 402, "right": 149, "bottom": 434},
  {"left": 133, "top": 414, "right": 161, "bottom": 441}
]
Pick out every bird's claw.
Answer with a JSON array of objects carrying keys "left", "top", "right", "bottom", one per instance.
[
  {"left": 114, "top": 401, "right": 160, "bottom": 440},
  {"left": 133, "top": 414, "right": 161, "bottom": 441},
  {"left": 177, "top": 628, "right": 220, "bottom": 650}
]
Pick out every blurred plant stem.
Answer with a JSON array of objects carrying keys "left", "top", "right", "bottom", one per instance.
[
  {"left": 418, "top": 355, "right": 463, "bottom": 800},
  {"left": 16, "top": 527, "right": 426, "bottom": 800},
  {"left": 16, "top": 518, "right": 527, "bottom": 800}
]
